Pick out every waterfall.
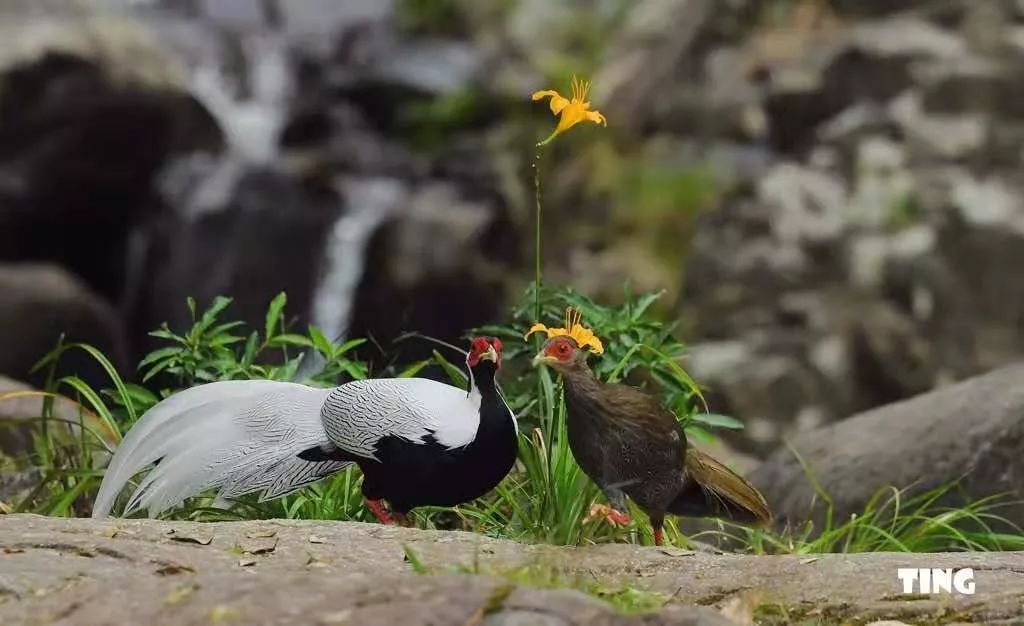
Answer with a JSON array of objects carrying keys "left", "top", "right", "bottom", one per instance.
[{"left": 310, "top": 178, "right": 408, "bottom": 345}]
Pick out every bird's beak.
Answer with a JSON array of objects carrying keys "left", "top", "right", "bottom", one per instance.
[
  {"left": 480, "top": 345, "right": 499, "bottom": 363},
  {"left": 532, "top": 350, "right": 557, "bottom": 368}
]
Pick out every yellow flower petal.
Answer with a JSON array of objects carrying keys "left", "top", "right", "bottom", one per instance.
[
  {"left": 531, "top": 90, "right": 570, "bottom": 115},
  {"left": 524, "top": 323, "right": 550, "bottom": 340},
  {"left": 523, "top": 308, "right": 604, "bottom": 354},
  {"left": 585, "top": 110, "right": 607, "bottom": 126}
]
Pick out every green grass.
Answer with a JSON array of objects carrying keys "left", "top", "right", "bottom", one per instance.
[
  {"left": 705, "top": 483, "right": 1024, "bottom": 554},
  {"left": 4, "top": 288, "right": 1021, "bottom": 556}
]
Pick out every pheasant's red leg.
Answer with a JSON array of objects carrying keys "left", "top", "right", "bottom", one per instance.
[
  {"left": 366, "top": 498, "right": 393, "bottom": 524},
  {"left": 653, "top": 527, "right": 664, "bottom": 546}
]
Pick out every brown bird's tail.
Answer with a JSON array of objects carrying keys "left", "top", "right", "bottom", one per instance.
[{"left": 669, "top": 448, "right": 772, "bottom": 526}]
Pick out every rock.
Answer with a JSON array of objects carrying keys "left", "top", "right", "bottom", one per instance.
[
  {"left": 594, "top": 0, "right": 720, "bottom": 133},
  {"left": 750, "top": 363, "right": 1024, "bottom": 531},
  {"left": 0, "top": 12, "right": 217, "bottom": 304},
  {"left": 0, "top": 264, "right": 129, "bottom": 390},
  {"left": 825, "top": 0, "right": 936, "bottom": 17},
  {"left": 3, "top": 515, "right": 1024, "bottom": 624},
  {"left": 757, "top": 163, "right": 847, "bottom": 246},
  {"left": 889, "top": 92, "right": 988, "bottom": 160},
  {"left": 136, "top": 170, "right": 343, "bottom": 356},
  {"left": 347, "top": 181, "right": 517, "bottom": 362},
  {"left": 276, "top": 0, "right": 395, "bottom": 38}
]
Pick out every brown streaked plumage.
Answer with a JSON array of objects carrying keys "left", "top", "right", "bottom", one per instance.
[{"left": 533, "top": 336, "right": 771, "bottom": 545}]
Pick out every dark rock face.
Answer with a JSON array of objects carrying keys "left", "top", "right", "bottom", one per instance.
[
  {"left": 0, "top": 264, "right": 128, "bottom": 390},
  {"left": 0, "top": 50, "right": 219, "bottom": 306},
  {"left": 134, "top": 170, "right": 343, "bottom": 358},
  {"left": 348, "top": 182, "right": 516, "bottom": 362},
  {"left": 750, "top": 363, "right": 1024, "bottom": 531}
]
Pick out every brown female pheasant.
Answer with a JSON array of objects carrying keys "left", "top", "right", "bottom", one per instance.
[{"left": 528, "top": 310, "right": 771, "bottom": 545}]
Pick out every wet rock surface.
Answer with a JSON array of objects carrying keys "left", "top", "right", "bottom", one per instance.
[{"left": 2, "top": 515, "right": 1023, "bottom": 625}]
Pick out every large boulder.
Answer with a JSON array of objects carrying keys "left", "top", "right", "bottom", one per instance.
[
  {"left": 3, "top": 515, "right": 1024, "bottom": 624},
  {"left": 0, "top": 264, "right": 129, "bottom": 390},
  {"left": 0, "top": 12, "right": 219, "bottom": 305},
  {"left": 750, "top": 362, "right": 1024, "bottom": 530}
]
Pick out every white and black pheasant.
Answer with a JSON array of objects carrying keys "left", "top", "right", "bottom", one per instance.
[{"left": 91, "top": 337, "right": 517, "bottom": 523}]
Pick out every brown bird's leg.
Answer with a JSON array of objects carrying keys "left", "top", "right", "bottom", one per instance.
[
  {"left": 366, "top": 498, "right": 393, "bottom": 524},
  {"left": 391, "top": 512, "right": 413, "bottom": 527},
  {"left": 650, "top": 514, "right": 665, "bottom": 546},
  {"left": 585, "top": 487, "right": 632, "bottom": 527},
  {"left": 586, "top": 503, "right": 632, "bottom": 526}
]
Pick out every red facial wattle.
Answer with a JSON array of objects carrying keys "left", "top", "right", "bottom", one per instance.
[
  {"left": 468, "top": 337, "right": 502, "bottom": 367},
  {"left": 545, "top": 338, "right": 574, "bottom": 361}
]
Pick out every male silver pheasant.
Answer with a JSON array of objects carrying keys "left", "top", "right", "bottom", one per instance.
[{"left": 92, "top": 337, "right": 516, "bottom": 523}]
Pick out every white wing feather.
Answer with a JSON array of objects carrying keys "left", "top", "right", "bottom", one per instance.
[
  {"left": 92, "top": 380, "right": 348, "bottom": 518},
  {"left": 321, "top": 378, "right": 481, "bottom": 460}
]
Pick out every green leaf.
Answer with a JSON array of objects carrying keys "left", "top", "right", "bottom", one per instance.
[
  {"left": 186, "top": 296, "right": 197, "bottom": 320},
  {"left": 57, "top": 375, "right": 121, "bottom": 442},
  {"left": 690, "top": 413, "right": 744, "bottom": 430},
  {"left": 335, "top": 338, "right": 367, "bottom": 355},
  {"left": 278, "top": 354, "right": 305, "bottom": 381},
  {"left": 209, "top": 335, "right": 245, "bottom": 347},
  {"left": 264, "top": 292, "right": 287, "bottom": 341},
  {"left": 141, "top": 358, "right": 173, "bottom": 383},
  {"left": 683, "top": 425, "right": 715, "bottom": 443},
  {"left": 241, "top": 331, "right": 259, "bottom": 368},
  {"left": 630, "top": 290, "right": 664, "bottom": 320},
  {"left": 138, "top": 346, "right": 182, "bottom": 369},
  {"left": 308, "top": 326, "right": 334, "bottom": 358},
  {"left": 209, "top": 321, "right": 246, "bottom": 336},
  {"left": 433, "top": 350, "right": 467, "bottom": 390},
  {"left": 193, "top": 368, "right": 216, "bottom": 382},
  {"left": 268, "top": 334, "right": 314, "bottom": 348},
  {"left": 398, "top": 359, "right": 431, "bottom": 378},
  {"left": 120, "top": 383, "right": 159, "bottom": 411},
  {"left": 195, "top": 296, "right": 233, "bottom": 336},
  {"left": 340, "top": 360, "right": 368, "bottom": 381},
  {"left": 148, "top": 328, "right": 187, "bottom": 344}
]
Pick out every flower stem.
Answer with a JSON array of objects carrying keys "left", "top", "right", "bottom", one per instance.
[{"left": 533, "top": 146, "right": 543, "bottom": 322}]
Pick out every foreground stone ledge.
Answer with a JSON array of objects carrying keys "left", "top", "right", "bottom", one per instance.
[{"left": 2, "top": 515, "right": 1023, "bottom": 625}]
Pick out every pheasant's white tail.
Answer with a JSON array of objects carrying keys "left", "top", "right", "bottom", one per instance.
[{"left": 92, "top": 380, "right": 350, "bottom": 518}]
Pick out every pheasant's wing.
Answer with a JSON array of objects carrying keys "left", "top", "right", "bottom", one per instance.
[{"left": 320, "top": 378, "right": 481, "bottom": 460}]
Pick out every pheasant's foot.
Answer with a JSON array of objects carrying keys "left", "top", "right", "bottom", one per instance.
[
  {"left": 366, "top": 498, "right": 393, "bottom": 524},
  {"left": 584, "top": 503, "right": 632, "bottom": 528}
]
